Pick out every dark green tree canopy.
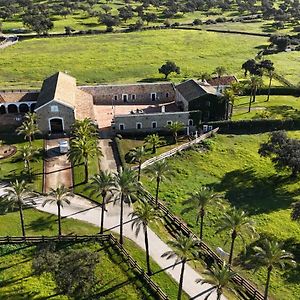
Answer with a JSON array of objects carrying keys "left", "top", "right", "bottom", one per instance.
[{"left": 158, "top": 61, "right": 180, "bottom": 79}]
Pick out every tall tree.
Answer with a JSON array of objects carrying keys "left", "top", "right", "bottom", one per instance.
[
  {"left": 129, "top": 201, "right": 162, "bottom": 275},
  {"left": 112, "top": 167, "right": 139, "bottom": 244},
  {"left": 144, "top": 133, "right": 163, "bottom": 154},
  {"left": 167, "top": 121, "right": 185, "bottom": 144},
  {"left": 251, "top": 239, "right": 296, "bottom": 300},
  {"left": 16, "top": 112, "right": 40, "bottom": 146},
  {"left": 196, "top": 262, "right": 237, "bottom": 300},
  {"left": 42, "top": 185, "right": 73, "bottom": 236},
  {"left": 68, "top": 137, "right": 102, "bottom": 183},
  {"left": 159, "top": 61, "right": 180, "bottom": 79},
  {"left": 162, "top": 234, "right": 198, "bottom": 300},
  {"left": 0, "top": 180, "right": 35, "bottom": 237},
  {"left": 145, "top": 160, "right": 174, "bottom": 206},
  {"left": 128, "top": 146, "right": 146, "bottom": 181},
  {"left": 86, "top": 171, "right": 115, "bottom": 234},
  {"left": 216, "top": 207, "right": 256, "bottom": 265},
  {"left": 259, "top": 59, "right": 275, "bottom": 102},
  {"left": 71, "top": 118, "right": 98, "bottom": 140},
  {"left": 182, "top": 186, "right": 221, "bottom": 240},
  {"left": 248, "top": 75, "right": 263, "bottom": 112},
  {"left": 19, "top": 145, "right": 38, "bottom": 175},
  {"left": 242, "top": 59, "right": 258, "bottom": 77}
]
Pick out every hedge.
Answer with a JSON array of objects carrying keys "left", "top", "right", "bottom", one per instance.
[
  {"left": 243, "top": 87, "right": 300, "bottom": 96},
  {"left": 206, "top": 119, "right": 300, "bottom": 134}
]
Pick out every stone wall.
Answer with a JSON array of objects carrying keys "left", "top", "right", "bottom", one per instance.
[
  {"left": 80, "top": 82, "right": 176, "bottom": 105},
  {"left": 113, "top": 111, "right": 195, "bottom": 133},
  {"left": 36, "top": 101, "right": 75, "bottom": 133}
]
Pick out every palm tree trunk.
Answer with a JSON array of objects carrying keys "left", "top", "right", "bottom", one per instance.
[
  {"left": 264, "top": 266, "right": 273, "bottom": 300},
  {"left": 252, "top": 86, "right": 257, "bottom": 103},
  {"left": 199, "top": 208, "right": 205, "bottom": 240},
  {"left": 248, "top": 90, "right": 253, "bottom": 113},
  {"left": 266, "top": 74, "right": 272, "bottom": 102},
  {"left": 155, "top": 177, "right": 160, "bottom": 206},
  {"left": 138, "top": 161, "right": 142, "bottom": 181},
  {"left": 228, "top": 230, "right": 237, "bottom": 265},
  {"left": 84, "top": 156, "right": 88, "bottom": 183},
  {"left": 152, "top": 144, "right": 156, "bottom": 154},
  {"left": 217, "top": 289, "right": 222, "bottom": 300},
  {"left": 143, "top": 223, "right": 151, "bottom": 275},
  {"left": 120, "top": 194, "right": 124, "bottom": 244},
  {"left": 174, "top": 132, "right": 177, "bottom": 144},
  {"left": 57, "top": 203, "right": 62, "bottom": 236},
  {"left": 100, "top": 191, "right": 106, "bottom": 234},
  {"left": 29, "top": 135, "right": 32, "bottom": 146},
  {"left": 178, "top": 259, "right": 186, "bottom": 300},
  {"left": 18, "top": 203, "right": 26, "bottom": 237}
]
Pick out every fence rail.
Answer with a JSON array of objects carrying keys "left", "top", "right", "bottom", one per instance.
[
  {"left": 132, "top": 128, "right": 218, "bottom": 171},
  {"left": 141, "top": 188, "right": 265, "bottom": 300},
  {"left": 0, "top": 233, "right": 169, "bottom": 300}
]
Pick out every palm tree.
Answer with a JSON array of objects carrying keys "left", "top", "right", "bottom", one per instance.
[
  {"left": 291, "top": 201, "right": 300, "bottom": 221},
  {"left": 129, "top": 201, "right": 162, "bottom": 275},
  {"left": 112, "top": 167, "right": 139, "bottom": 244},
  {"left": 71, "top": 118, "right": 98, "bottom": 140},
  {"left": 86, "top": 171, "right": 115, "bottom": 234},
  {"left": 16, "top": 112, "right": 40, "bottom": 146},
  {"left": 68, "top": 137, "right": 102, "bottom": 183},
  {"left": 42, "top": 185, "right": 73, "bottom": 236},
  {"left": 216, "top": 207, "right": 256, "bottom": 265},
  {"left": 214, "top": 66, "right": 227, "bottom": 78},
  {"left": 182, "top": 186, "right": 221, "bottom": 240},
  {"left": 196, "top": 262, "right": 237, "bottom": 300},
  {"left": 251, "top": 239, "right": 296, "bottom": 300},
  {"left": 162, "top": 234, "right": 198, "bottom": 300},
  {"left": 144, "top": 133, "right": 163, "bottom": 154},
  {"left": 19, "top": 145, "right": 38, "bottom": 175},
  {"left": 145, "top": 160, "right": 173, "bottom": 206},
  {"left": 0, "top": 180, "right": 35, "bottom": 237},
  {"left": 248, "top": 75, "right": 263, "bottom": 112},
  {"left": 261, "top": 60, "right": 274, "bottom": 102},
  {"left": 128, "top": 146, "right": 146, "bottom": 181},
  {"left": 242, "top": 59, "right": 257, "bottom": 77},
  {"left": 167, "top": 121, "right": 185, "bottom": 144}
]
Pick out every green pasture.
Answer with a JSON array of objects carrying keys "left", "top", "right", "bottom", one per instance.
[
  {"left": 136, "top": 132, "right": 300, "bottom": 300},
  {"left": 232, "top": 95, "right": 300, "bottom": 120}
]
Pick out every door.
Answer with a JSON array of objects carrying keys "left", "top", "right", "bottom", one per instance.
[{"left": 50, "top": 118, "right": 64, "bottom": 133}]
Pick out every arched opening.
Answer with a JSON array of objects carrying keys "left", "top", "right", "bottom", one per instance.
[
  {"left": 0, "top": 105, "right": 6, "bottom": 114},
  {"left": 50, "top": 118, "right": 64, "bottom": 133},
  {"left": 7, "top": 104, "right": 18, "bottom": 113},
  {"left": 19, "top": 103, "right": 29, "bottom": 113},
  {"left": 30, "top": 103, "right": 36, "bottom": 112}
]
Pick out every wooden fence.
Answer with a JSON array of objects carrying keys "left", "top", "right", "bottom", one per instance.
[
  {"left": 132, "top": 128, "right": 218, "bottom": 171},
  {"left": 0, "top": 234, "right": 169, "bottom": 300},
  {"left": 141, "top": 188, "right": 265, "bottom": 300}
]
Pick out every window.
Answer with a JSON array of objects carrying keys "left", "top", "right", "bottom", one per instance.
[
  {"left": 167, "top": 120, "right": 172, "bottom": 126},
  {"left": 122, "top": 94, "right": 128, "bottom": 103},
  {"left": 151, "top": 93, "right": 156, "bottom": 101},
  {"left": 188, "top": 119, "right": 193, "bottom": 126},
  {"left": 119, "top": 124, "right": 125, "bottom": 130},
  {"left": 51, "top": 105, "right": 59, "bottom": 112},
  {"left": 152, "top": 121, "right": 157, "bottom": 129},
  {"left": 136, "top": 122, "right": 142, "bottom": 129},
  {"left": 132, "top": 94, "right": 136, "bottom": 100},
  {"left": 114, "top": 95, "right": 118, "bottom": 101},
  {"left": 166, "top": 92, "right": 169, "bottom": 98}
]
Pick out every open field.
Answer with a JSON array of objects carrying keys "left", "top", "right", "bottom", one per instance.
[
  {"left": 232, "top": 95, "right": 300, "bottom": 120},
  {"left": 1, "top": 30, "right": 298, "bottom": 88},
  {"left": 0, "top": 137, "right": 44, "bottom": 192},
  {"left": 137, "top": 132, "right": 300, "bottom": 300}
]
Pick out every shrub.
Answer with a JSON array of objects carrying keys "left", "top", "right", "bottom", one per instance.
[{"left": 193, "top": 19, "right": 202, "bottom": 25}]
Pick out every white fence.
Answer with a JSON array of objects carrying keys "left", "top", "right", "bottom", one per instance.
[{"left": 133, "top": 128, "right": 219, "bottom": 170}]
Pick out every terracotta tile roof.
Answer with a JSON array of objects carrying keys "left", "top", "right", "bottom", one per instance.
[
  {"left": 207, "top": 75, "right": 238, "bottom": 86},
  {"left": 75, "top": 89, "right": 95, "bottom": 120},
  {"left": 0, "top": 92, "right": 39, "bottom": 103},
  {"left": 35, "top": 72, "right": 76, "bottom": 109},
  {"left": 176, "top": 79, "right": 218, "bottom": 102}
]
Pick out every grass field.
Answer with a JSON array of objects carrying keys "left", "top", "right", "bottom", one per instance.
[
  {"left": 232, "top": 95, "right": 300, "bottom": 120},
  {"left": 0, "top": 137, "right": 44, "bottom": 192},
  {"left": 0, "top": 30, "right": 269, "bottom": 88},
  {"left": 1, "top": 30, "right": 298, "bottom": 88},
  {"left": 138, "top": 132, "right": 300, "bottom": 300}
]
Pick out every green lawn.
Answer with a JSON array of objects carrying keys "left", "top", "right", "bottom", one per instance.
[
  {"left": 139, "top": 132, "right": 300, "bottom": 300},
  {"left": 0, "top": 241, "right": 158, "bottom": 299},
  {"left": 0, "top": 137, "right": 44, "bottom": 192},
  {"left": 232, "top": 95, "right": 300, "bottom": 120},
  {"left": 0, "top": 30, "right": 268, "bottom": 88}
]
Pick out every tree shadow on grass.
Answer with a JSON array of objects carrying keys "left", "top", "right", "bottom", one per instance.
[
  {"left": 26, "top": 216, "right": 55, "bottom": 232},
  {"left": 138, "top": 77, "right": 170, "bottom": 83},
  {"left": 211, "top": 168, "right": 297, "bottom": 214}
]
